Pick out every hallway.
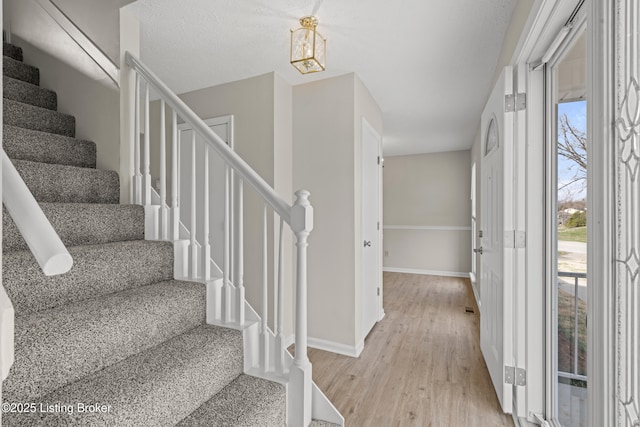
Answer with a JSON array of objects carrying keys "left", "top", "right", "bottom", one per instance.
[{"left": 308, "top": 272, "right": 514, "bottom": 427}]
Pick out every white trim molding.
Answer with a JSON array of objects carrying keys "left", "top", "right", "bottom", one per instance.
[
  {"left": 610, "top": 0, "right": 640, "bottom": 425},
  {"left": 383, "top": 267, "right": 469, "bottom": 279},
  {"left": 307, "top": 337, "right": 364, "bottom": 358},
  {"left": 588, "top": 0, "right": 635, "bottom": 425},
  {"left": 383, "top": 225, "right": 471, "bottom": 231}
]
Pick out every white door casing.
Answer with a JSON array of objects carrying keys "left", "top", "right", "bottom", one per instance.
[
  {"left": 177, "top": 116, "right": 233, "bottom": 277},
  {"left": 480, "top": 66, "right": 514, "bottom": 414},
  {"left": 361, "top": 118, "right": 382, "bottom": 339}
]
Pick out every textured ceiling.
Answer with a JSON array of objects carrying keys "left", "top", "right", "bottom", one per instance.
[{"left": 125, "top": 0, "right": 518, "bottom": 156}]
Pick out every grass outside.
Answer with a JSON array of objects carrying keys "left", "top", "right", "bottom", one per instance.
[
  {"left": 557, "top": 288, "right": 587, "bottom": 381},
  {"left": 557, "top": 226, "right": 587, "bottom": 243}
]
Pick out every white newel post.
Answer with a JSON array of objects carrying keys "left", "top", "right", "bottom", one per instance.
[{"left": 289, "top": 190, "right": 313, "bottom": 427}]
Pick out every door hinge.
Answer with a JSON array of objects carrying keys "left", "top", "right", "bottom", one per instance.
[
  {"left": 377, "top": 221, "right": 380, "bottom": 230},
  {"left": 504, "top": 230, "right": 526, "bottom": 248},
  {"left": 505, "top": 93, "right": 526, "bottom": 112},
  {"left": 377, "top": 287, "right": 380, "bottom": 296},
  {"left": 377, "top": 156, "right": 381, "bottom": 165},
  {"left": 504, "top": 366, "right": 526, "bottom": 386}
]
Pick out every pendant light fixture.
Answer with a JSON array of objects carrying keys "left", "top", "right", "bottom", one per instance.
[{"left": 290, "top": 16, "right": 326, "bottom": 74}]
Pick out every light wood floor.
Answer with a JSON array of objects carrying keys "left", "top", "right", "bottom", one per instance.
[{"left": 307, "top": 272, "right": 515, "bottom": 427}]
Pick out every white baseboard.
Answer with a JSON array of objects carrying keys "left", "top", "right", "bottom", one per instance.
[
  {"left": 307, "top": 336, "right": 364, "bottom": 358},
  {"left": 285, "top": 335, "right": 365, "bottom": 358},
  {"left": 383, "top": 267, "right": 469, "bottom": 278}
]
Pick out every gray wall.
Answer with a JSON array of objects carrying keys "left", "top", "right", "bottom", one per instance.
[
  {"left": 7, "top": 0, "right": 121, "bottom": 86},
  {"left": 52, "top": 0, "right": 135, "bottom": 65},
  {"left": 293, "top": 73, "right": 383, "bottom": 354},
  {"left": 13, "top": 36, "right": 120, "bottom": 174},
  {"left": 383, "top": 150, "right": 472, "bottom": 276},
  {"left": 149, "top": 72, "right": 294, "bottom": 337}
]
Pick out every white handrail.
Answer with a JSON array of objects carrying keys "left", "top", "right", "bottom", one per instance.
[
  {"left": 36, "top": 0, "right": 120, "bottom": 86},
  {"left": 125, "top": 54, "right": 315, "bottom": 425},
  {"left": 125, "top": 52, "right": 292, "bottom": 224},
  {"left": 2, "top": 150, "right": 73, "bottom": 276}
]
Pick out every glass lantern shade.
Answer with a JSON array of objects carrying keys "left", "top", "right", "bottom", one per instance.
[{"left": 290, "top": 16, "right": 326, "bottom": 74}]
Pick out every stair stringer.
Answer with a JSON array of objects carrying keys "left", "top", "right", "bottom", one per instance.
[{"left": 144, "top": 197, "right": 344, "bottom": 426}]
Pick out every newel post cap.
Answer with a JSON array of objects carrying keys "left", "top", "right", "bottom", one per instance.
[{"left": 291, "top": 190, "right": 313, "bottom": 233}]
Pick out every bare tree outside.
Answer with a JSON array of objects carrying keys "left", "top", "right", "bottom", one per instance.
[{"left": 557, "top": 113, "right": 587, "bottom": 195}]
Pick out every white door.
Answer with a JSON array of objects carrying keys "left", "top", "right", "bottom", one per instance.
[
  {"left": 178, "top": 116, "right": 233, "bottom": 277},
  {"left": 480, "top": 67, "right": 514, "bottom": 414},
  {"left": 361, "top": 119, "right": 382, "bottom": 338}
]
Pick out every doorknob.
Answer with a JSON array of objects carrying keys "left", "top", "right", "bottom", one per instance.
[
  {"left": 474, "top": 247, "right": 484, "bottom": 255},
  {"left": 364, "top": 240, "right": 372, "bottom": 247}
]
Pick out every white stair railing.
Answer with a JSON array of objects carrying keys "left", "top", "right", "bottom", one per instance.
[
  {"left": 2, "top": 150, "right": 74, "bottom": 276},
  {"left": 1, "top": 148, "right": 74, "bottom": 424},
  {"left": 124, "top": 52, "right": 314, "bottom": 427}
]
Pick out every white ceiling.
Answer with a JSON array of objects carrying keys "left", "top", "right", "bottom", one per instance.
[{"left": 125, "top": 0, "right": 518, "bottom": 156}]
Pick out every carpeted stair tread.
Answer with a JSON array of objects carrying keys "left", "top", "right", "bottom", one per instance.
[
  {"left": 3, "top": 56, "right": 38, "bottom": 85},
  {"left": 177, "top": 374, "right": 285, "bottom": 427},
  {"left": 12, "top": 159, "right": 119, "bottom": 204},
  {"left": 3, "top": 42, "right": 23, "bottom": 62},
  {"left": 2, "top": 325, "right": 243, "bottom": 427},
  {"left": 3, "top": 125, "right": 94, "bottom": 169},
  {"left": 3, "top": 76, "right": 57, "bottom": 110},
  {"left": 3, "top": 203, "right": 142, "bottom": 252},
  {"left": 2, "top": 280, "right": 207, "bottom": 402},
  {"left": 4, "top": 98, "right": 74, "bottom": 137},
  {"left": 3, "top": 240, "right": 173, "bottom": 316}
]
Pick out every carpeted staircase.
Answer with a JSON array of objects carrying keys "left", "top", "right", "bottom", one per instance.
[{"left": 1, "top": 41, "right": 289, "bottom": 426}]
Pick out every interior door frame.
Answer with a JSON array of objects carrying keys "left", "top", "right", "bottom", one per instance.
[
  {"left": 176, "top": 115, "right": 234, "bottom": 277},
  {"left": 545, "top": 14, "right": 587, "bottom": 426},
  {"left": 361, "top": 117, "right": 384, "bottom": 341}
]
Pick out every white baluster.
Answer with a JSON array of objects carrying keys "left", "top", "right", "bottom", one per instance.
[
  {"left": 190, "top": 131, "right": 198, "bottom": 279},
  {"left": 143, "top": 81, "right": 151, "bottom": 206},
  {"left": 133, "top": 74, "right": 142, "bottom": 205},
  {"left": 261, "top": 203, "right": 269, "bottom": 372},
  {"left": 223, "top": 165, "right": 232, "bottom": 323},
  {"left": 236, "top": 179, "right": 245, "bottom": 325},
  {"left": 159, "top": 100, "right": 168, "bottom": 240},
  {"left": 201, "top": 146, "right": 211, "bottom": 281},
  {"left": 171, "top": 111, "right": 179, "bottom": 241},
  {"left": 229, "top": 171, "right": 235, "bottom": 286},
  {"left": 275, "top": 217, "right": 285, "bottom": 374}
]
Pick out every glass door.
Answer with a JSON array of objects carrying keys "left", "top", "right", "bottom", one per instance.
[{"left": 548, "top": 26, "right": 588, "bottom": 427}]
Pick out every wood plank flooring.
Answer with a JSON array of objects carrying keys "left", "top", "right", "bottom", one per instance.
[{"left": 307, "top": 272, "right": 515, "bottom": 427}]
